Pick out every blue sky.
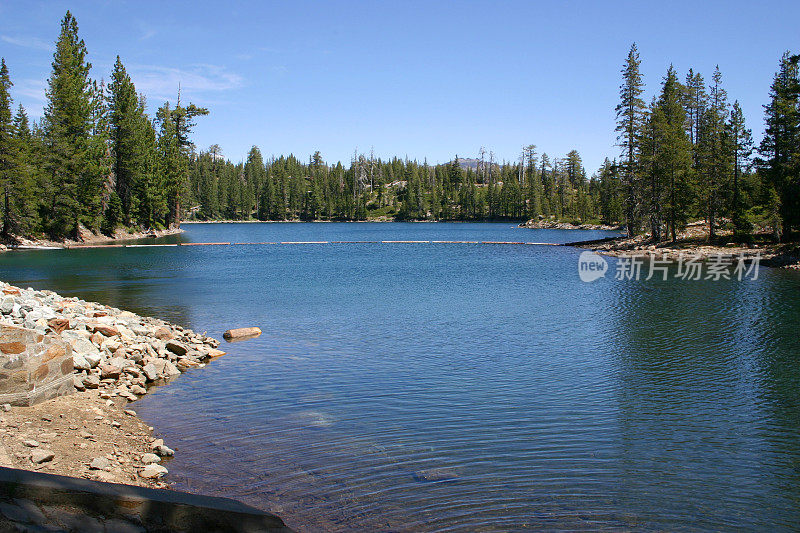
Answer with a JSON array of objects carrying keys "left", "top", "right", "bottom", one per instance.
[{"left": 0, "top": 1, "right": 797, "bottom": 172}]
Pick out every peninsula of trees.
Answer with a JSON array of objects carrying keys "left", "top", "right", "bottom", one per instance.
[{"left": 0, "top": 13, "right": 798, "bottom": 242}]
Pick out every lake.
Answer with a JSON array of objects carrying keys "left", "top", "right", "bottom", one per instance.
[{"left": 1, "top": 222, "right": 799, "bottom": 532}]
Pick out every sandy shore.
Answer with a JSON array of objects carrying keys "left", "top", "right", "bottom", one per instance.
[{"left": 0, "top": 281, "right": 226, "bottom": 489}]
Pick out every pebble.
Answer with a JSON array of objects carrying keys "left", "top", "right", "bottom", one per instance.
[
  {"left": 30, "top": 449, "right": 55, "bottom": 464},
  {"left": 89, "top": 457, "right": 110, "bottom": 470},
  {"left": 22, "top": 439, "right": 39, "bottom": 448}
]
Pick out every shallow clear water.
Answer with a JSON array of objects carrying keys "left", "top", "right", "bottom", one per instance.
[{"left": 1, "top": 222, "right": 800, "bottom": 532}]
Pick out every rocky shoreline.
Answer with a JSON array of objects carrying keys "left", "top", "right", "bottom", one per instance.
[
  {"left": 575, "top": 222, "right": 800, "bottom": 270},
  {"left": 0, "top": 226, "right": 183, "bottom": 252},
  {"left": 518, "top": 218, "right": 624, "bottom": 231},
  {"left": 0, "top": 281, "right": 225, "bottom": 488}
]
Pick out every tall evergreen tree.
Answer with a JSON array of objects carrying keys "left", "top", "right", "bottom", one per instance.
[
  {"left": 646, "top": 67, "right": 692, "bottom": 241},
  {"left": 759, "top": 52, "right": 800, "bottom": 239},
  {"left": 696, "top": 67, "right": 731, "bottom": 240},
  {"left": 728, "top": 100, "right": 753, "bottom": 235},
  {"left": 615, "top": 44, "right": 646, "bottom": 236},
  {"left": 0, "top": 59, "right": 15, "bottom": 238},
  {"left": 43, "top": 11, "right": 95, "bottom": 238}
]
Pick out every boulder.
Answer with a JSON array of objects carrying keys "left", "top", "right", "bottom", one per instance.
[
  {"left": 90, "top": 324, "right": 120, "bottom": 337},
  {"left": 154, "top": 327, "right": 173, "bottom": 340},
  {"left": 98, "top": 364, "right": 121, "bottom": 380},
  {"left": 47, "top": 317, "right": 71, "bottom": 334},
  {"left": 165, "top": 341, "right": 188, "bottom": 356},
  {"left": 162, "top": 361, "right": 181, "bottom": 377},
  {"left": 142, "top": 363, "right": 158, "bottom": 382},
  {"left": 139, "top": 464, "right": 168, "bottom": 479},
  {"left": 73, "top": 375, "right": 86, "bottom": 391},
  {"left": 83, "top": 374, "right": 100, "bottom": 389},
  {"left": 140, "top": 453, "right": 160, "bottom": 464},
  {"left": 72, "top": 353, "right": 91, "bottom": 371},
  {"left": 0, "top": 296, "right": 14, "bottom": 314}
]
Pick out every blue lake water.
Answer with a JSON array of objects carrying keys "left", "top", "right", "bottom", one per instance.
[{"left": 1, "top": 222, "right": 800, "bottom": 532}]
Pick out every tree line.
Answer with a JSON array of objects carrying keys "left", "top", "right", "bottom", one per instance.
[
  {"left": 187, "top": 146, "right": 605, "bottom": 223},
  {"left": 614, "top": 43, "right": 799, "bottom": 242},
  {"left": 0, "top": 13, "right": 798, "bottom": 241}
]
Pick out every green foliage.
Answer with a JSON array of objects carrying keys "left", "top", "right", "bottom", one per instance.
[{"left": 759, "top": 52, "right": 800, "bottom": 239}]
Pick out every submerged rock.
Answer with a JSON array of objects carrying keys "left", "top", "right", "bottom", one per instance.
[{"left": 413, "top": 468, "right": 459, "bottom": 482}]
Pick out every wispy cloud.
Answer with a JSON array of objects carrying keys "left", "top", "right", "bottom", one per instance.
[
  {"left": 1, "top": 34, "right": 53, "bottom": 52},
  {"left": 128, "top": 63, "right": 244, "bottom": 102},
  {"left": 14, "top": 79, "right": 47, "bottom": 102},
  {"left": 139, "top": 28, "right": 157, "bottom": 41}
]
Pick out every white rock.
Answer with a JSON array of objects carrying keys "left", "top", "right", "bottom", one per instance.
[
  {"left": 72, "top": 353, "right": 91, "bottom": 371},
  {"left": 89, "top": 457, "right": 110, "bottom": 470},
  {"left": 139, "top": 464, "right": 168, "bottom": 479},
  {"left": 140, "top": 453, "right": 160, "bottom": 464},
  {"left": 163, "top": 361, "right": 181, "bottom": 377},
  {"left": 142, "top": 363, "right": 158, "bottom": 382}
]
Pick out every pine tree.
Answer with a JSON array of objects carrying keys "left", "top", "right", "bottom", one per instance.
[
  {"left": 646, "top": 67, "right": 692, "bottom": 241},
  {"left": 43, "top": 11, "right": 95, "bottom": 239},
  {"left": 728, "top": 100, "right": 753, "bottom": 235},
  {"left": 9, "top": 105, "right": 38, "bottom": 235},
  {"left": 109, "top": 56, "right": 150, "bottom": 222},
  {"left": 696, "top": 66, "right": 731, "bottom": 240},
  {"left": 0, "top": 59, "right": 16, "bottom": 238},
  {"left": 759, "top": 52, "right": 800, "bottom": 239},
  {"left": 155, "top": 98, "right": 208, "bottom": 227},
  {"left": 615, "top": 44, "right": 647, "bottom": 236}
]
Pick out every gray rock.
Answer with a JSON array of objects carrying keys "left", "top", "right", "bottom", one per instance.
[
  {"left": 92, "top": 470, "right": 117, "bottom": 483},
  {"left": 0, "top": 296, "right": 14, "bottom": 314},
  {"left": 413, "top": 468, "right": 459, "bottom": 482},
  {"left": 139, "top": 463, "right": 168, "bottom": 479},
  {"left": 107, "top": 356, "right": 129, "bottom": 370},
  {"left": 152, "top": 439, "right": 174, "bottom": 457},
  {"left": 83, "top": 374, "right": 100, "bottom": 389},
  {"left": 89, "top": 456, "right": 110, "bottom": 470},
  {"left": 83, "top": 350, "right": 102, "bottom": 368},
  {"left": 165, "top": 340, "right": 188, "bottom": 356},
  {"left": 73, "top": 375, "right": 86, "bottom": 391},
  {"left": 72, "top": 353, "right": 91, "bottom": 371},
  {"left": 140, "top": 453, "right": 160, "bottom": 464},
  {"left": 142, "top": 363, "right": 158, "bottom": 382},
  {"left": 163, "top": 361, "right": 181, "bottom": 377},
  {"left": 30, "top": 449, "right": 54, "bottom": 464}
]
